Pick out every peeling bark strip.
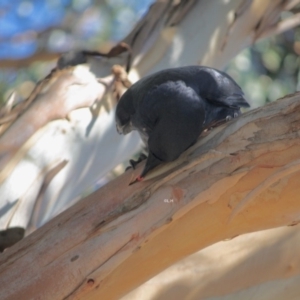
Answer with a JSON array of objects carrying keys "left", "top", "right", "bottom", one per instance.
[
  {"left": 1, "top": 93, "right": 300, "bottom": 299},
  {"left": 0, "top": 68, "right": 106, "bottom": 181}
]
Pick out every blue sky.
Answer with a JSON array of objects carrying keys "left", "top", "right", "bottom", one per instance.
[{"left": 0, "top": 0, "right": 154, "bottom": 59}]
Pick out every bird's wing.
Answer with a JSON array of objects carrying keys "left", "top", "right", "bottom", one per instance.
[
  {"left": 140, "top": 80, "right": 205, "bottom": 162},
  {"left": 197, "top": 68, "right": 250, "bottom": 109},
  {"left": 211, "top": 91, "right": 250, "bottom": 108}
]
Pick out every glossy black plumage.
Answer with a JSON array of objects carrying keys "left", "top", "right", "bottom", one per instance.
[{"left": 116, "top": 65, "right": 250, "bottom": 182}]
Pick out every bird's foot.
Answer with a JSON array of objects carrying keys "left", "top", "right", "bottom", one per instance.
[
  {"left": 125, "top": 153, "right": 147, "bottom": 171},
  {"left": 226, "top": 112, "right": 239, "bottom": 121}
]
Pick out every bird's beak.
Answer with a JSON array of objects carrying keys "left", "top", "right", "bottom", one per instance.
[
  {"left": 116, "top": 123, "right": 124, "bottom": 134},
  {"left": 116, "top": 122, "right": 132, "bottom": 135}
]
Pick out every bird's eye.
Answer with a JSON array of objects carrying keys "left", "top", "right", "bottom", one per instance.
[{"left": 117, "top": 109, "right": 131, "bottom": 126}]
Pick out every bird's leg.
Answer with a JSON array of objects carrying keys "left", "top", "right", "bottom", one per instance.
[
  {"left": 130, "top": 153, "right": 147, "bottom": 169},
  {"left": 205, "top": 111, "right": 240, "bottom": 131},
  {"left": 129, "top": 152, "right": 162, "bottom": 185},
  {"left": 125, "top": 153, "right": 147, "bottom": 171},
  {"left": 225, "top": 111, "right": 239, "bottom": 121}
]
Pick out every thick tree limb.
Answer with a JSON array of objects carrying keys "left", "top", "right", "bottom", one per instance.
[
  {"left": 0, "top": 92, "right": 300, "bottom": 299},
  {"left": 122, "top": 226, "right": 300, "bottom": 300}
]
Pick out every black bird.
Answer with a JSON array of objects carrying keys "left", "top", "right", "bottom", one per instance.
[{"left": 116, "top": 66, "right": 250, "bottom": 183}]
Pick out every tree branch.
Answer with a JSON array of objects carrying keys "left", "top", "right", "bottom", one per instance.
[
  {"left": 0, "top": 92, "right": 300, "bottom": 299},
  {"left": 0, "top": 52, "right": 60, "bottom": 69},
  {"left": 257, "top": 12, "right": 300, "bottom": 40},
  {"left": 123, "top": 225, "right": 300, "bottom": 300},
  {"left": 0, "top": 66, "right": 107, "bottom": 183}
]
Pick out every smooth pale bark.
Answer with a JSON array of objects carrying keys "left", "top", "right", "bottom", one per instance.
[
  {"left": 122, "top": 226, "right": 300, "bottom": 300},
  {"left": 1, "top": 0, "right": 299, "bottom": 232},
  {"left": 0, "top": 93, "right": 300, "bottom": 299}
]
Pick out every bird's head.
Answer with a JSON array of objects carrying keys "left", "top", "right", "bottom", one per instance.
[
  {"left": 115, "top": 88, "right": 136, "bottom": 135},
  {"left": 116, "top": 114, "right": 133, "bottom": 135},
  {"left": 115, "top": 93, "right": 133, "bottom": 135}
]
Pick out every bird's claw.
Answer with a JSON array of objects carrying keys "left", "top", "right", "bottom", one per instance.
[
  {"left": 125, "top": 165, "right": 133, "bottom": 171},
  {"left": 125, "top": 153, "right": 147, "bottom": 171}
]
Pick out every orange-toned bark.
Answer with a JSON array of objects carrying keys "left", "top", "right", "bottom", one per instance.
[{"left": 0, "top": 93, "right": 300, "bottom": 299}]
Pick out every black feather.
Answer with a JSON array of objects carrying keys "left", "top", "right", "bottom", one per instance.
[{"left": 116, "top": 65, "right": 250, "bottom": 182}]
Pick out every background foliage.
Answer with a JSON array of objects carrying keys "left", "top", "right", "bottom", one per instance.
[{"left": 0, "top": 0, "right": 299, "bottom": 108}]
